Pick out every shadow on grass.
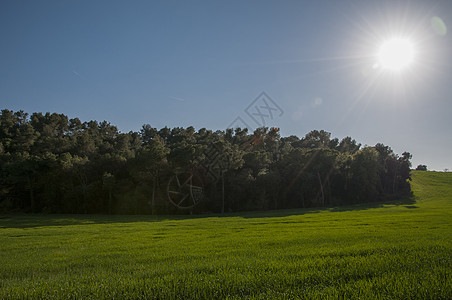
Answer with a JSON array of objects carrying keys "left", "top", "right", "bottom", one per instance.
[
  {"left": 237, "top": 193, "right": 416, "bottom": 217},
  {"left": 0, "top": 194, "right": 416, "bottom": 229},
  {"left": 329, "top": 194, "right": 416, "bottom": 212},
  {"left": 0, "top": 214, "right": 178, "bottom": 229}
]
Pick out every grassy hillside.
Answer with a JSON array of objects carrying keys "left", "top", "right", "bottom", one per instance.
[{"left": 0, "top": 171, "right": 450, "bottom": 299}]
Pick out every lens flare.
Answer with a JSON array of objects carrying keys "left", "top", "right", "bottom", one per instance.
[{"left": 431, "top": 16, "right": 447, "bottom": 36}]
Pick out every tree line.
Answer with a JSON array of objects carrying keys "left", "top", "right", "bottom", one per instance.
[{"left": 0, "top": 109, "right": 412, "bottom": 214}]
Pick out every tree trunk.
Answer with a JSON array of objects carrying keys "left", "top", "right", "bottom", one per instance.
[
  {"left": 317, "top": 171, "right": 325, "bottom": 207},
  {"left": 221, "top": 171, "right": 225, "bottom": 214},
  {"left": 393, "top": 165, "right": 398, "bottom": 194},
  {"left": 27, "top": 175, "right": 35, "bottom": 213},
  {"left": 108, "top": 190, "right": 112, "bottom": 214},
  {"left": 151, "top": 179, "right": 156, "bottom": 215},
  {"left": 326, "top": 176, "right": 331, "bottom": 206},
  {"left": 274, "top": 192, "right": 278, "bottom": 210},
  {"left": 79, "top": 171, "right": 88, "bottom": 214}
]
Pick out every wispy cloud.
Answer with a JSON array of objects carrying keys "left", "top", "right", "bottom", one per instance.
[
  {"left": 72, "top": 70, "right": 83, "bottom": 79},
  {"left": 168, "top": 96, "right": 186, "bottom": 102}
]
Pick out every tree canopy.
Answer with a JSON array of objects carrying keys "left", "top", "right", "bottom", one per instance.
[
  {"left": 416, "top": 164, "right": 428, "bottom": 171},
  {"left": 0, "top": 109, "right": 412, "bottom": 214}
]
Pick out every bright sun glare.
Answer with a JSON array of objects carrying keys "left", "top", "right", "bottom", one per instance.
[{"left": 377, "top": 38, "right": 415, "bottom": 71}]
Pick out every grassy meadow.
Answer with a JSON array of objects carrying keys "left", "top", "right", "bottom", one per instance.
[{"left": 0, "top": 170, "right": 451, "bottom": 299}]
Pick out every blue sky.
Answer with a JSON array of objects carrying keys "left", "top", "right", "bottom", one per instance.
[{"left": 1, "top": 0, "right": 451, "bottom": 170}]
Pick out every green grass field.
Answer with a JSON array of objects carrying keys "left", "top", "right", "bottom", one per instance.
[{"left": 1, "top": 171, "right": 451, "bottom": 299}]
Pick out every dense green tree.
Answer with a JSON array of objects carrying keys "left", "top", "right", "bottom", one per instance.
[
  {"left": 102, "top": 172, "right": 115, "bottom": 214},
  {"left": 296, "top": 130, "right": 332, "bottom": 149},
  {"left": 416, "top": 164, "right": 427, "bottom": 171},
  {"left": 129, "top": 136, "right": 169, "bottom": 214},
  {"left": 0, "top": 109, "right": 413, "bottom": 214},
  {"left": 337, "top": 136, "right": 361, "bottom": 154},
  {"left": 348, "top": 147, "right": 380, "bottom": 203}
]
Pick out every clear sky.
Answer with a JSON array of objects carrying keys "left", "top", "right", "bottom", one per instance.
[{"left": 1, "top": 0, "right": 451, "bottom": 171}]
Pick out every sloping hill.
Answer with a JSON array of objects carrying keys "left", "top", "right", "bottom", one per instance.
[{"left": 411, "top": 170, "right": 452, "bottom": 206}]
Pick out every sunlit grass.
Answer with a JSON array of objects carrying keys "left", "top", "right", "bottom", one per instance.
[{"left": 0, "top": 171, "right": 451, "bottom": 298}]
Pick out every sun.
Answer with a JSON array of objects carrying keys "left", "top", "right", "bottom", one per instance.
[{"left": 377, "top": 38, "right": 415, "bottom": 71}]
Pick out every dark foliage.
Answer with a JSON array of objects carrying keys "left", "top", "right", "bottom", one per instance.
[
  {"left": 0, "top": 110, "right": 412, "bottom": 214},
  {"left": 416, "top": 164, "right": 428, "bottom": 171}
]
